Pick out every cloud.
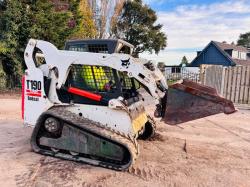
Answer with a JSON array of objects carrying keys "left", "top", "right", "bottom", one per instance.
[{"left": 141, "top": 0, "right": 250, "bottom": 65}]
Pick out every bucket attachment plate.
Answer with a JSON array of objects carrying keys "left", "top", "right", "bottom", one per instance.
[{"left": 163, "top": 80, "right": 236, "bottom": 125}]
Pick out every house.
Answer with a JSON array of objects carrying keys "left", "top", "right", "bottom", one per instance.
[{"left": 190, "top": 41, "right": 250, "bottom": 67}]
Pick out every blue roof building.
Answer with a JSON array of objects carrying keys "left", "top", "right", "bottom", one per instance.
[{"left": 190, "top": 41, "right": 250, "bottom": 67}]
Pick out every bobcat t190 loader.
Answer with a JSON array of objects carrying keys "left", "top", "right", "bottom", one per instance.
[{"left": 22, "top": 39, "right": 235, "bottom": 171}]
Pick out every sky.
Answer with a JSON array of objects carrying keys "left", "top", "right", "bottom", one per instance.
[{"left": 140, "top": 0, "right": 250, "bottom": 65}]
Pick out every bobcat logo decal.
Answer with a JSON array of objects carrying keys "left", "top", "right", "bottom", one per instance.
[{"left": 121, "top": 58, "right": 130, "bottom": 69}]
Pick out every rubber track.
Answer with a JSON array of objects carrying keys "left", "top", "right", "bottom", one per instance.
[
  {"left": 147, "top": 115, "right": 156, "bottom": 135},
  {"left": 31, "top": 106, "right": 139, "bottom": 171}
]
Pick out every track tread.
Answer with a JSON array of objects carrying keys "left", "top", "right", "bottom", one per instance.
[{"left": 31, "top": 106, "right": 138, "bottom": 171}]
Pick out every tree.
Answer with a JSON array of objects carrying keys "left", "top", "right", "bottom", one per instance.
[
  {"left": 88, "top": 0, "right": 125, "bottom": 38},
  {"left": 157, "top": 62, "right": 165, "bottom": 73},
  {"left": 0, "top": 0, "right": 95, "bottom": 77},
  {"left": 69, "top": 0, "right": 97, "bottom": 39},
  {"left": 29, "top": 0, "right": 74, "bottom": 48},
  {"left": 0, "top": 0, "right": 29, "bottom": 76},
  {"left": 180, "top": 56, "right": 188, "bottom": 67},
  {"left": 109, "top": 0, "right": 125, "bottom": 37},
  {"left": 111, "top": 0, "right": 167, "bottom": 57},
  {"left": 237, "top": 32, "right": 250, "bottom": 48}
]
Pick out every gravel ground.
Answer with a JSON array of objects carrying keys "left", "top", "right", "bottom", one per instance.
[{"left": 0, "top": 96, "right": 250, "bottom": 187}]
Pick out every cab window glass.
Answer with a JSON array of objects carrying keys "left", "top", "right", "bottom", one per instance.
[
  {"left": 119, "top": 72, "right": 132, "bottom": 89},
  {"left": 70, "top": 65, "right": 117, "bottom": 92},
  {"left": 118, "top": 72, "right": 140, "bottom": 89},
  {"left": 118, "top": 45, "right": 131, "bottom": 54},
  {"left": 68, "top": 44, "right": 87, "bottom": 52},
  {"left": 88, "top": 44, "right": 109, "bottom": 53}
]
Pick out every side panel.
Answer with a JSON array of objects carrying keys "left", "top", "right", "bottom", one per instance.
[
  {"left": 23, "top": 68, "right": 50, "bottom": 126},
  {"left": 68, "top": 105, "right": 135, "bottom": 136},
  {"left": 67, "top": 101, "right": 147, "bottom": 137}
]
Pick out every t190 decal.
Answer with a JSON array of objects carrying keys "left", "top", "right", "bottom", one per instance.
[{"left": 26, "top": 80, "right": 42, "bottom": 100}]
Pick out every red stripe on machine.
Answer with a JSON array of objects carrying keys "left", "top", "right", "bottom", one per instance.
[
  {"left": 21, "top": 75, "right": 25, "bottom": 119},
  {"left": 27, "top": 93, "right": 42, "bottom": 97},
  {"left": 26, "top": 90, "right": 41, "bottom": 93},
  {"left": 68, "top": 87, "right": 102, "bottom": 101}
]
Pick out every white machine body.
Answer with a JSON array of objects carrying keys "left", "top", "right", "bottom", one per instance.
[{"left": 22, "top": 39, "right": 168, "bottom": 137}]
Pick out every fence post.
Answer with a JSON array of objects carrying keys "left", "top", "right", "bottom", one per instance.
[
  {"left": 220, "top": 67, "right": 226, "bottom": 96},
  {"left": 239, "top": 66, "right": 246, "bottom": 103},
  {"left": 223, "top": 67, "right": 229, "bottom": 98},
  {"left": 246, "top": 66, "right": 250, "bottom": 104},
  {"left": 226, "top": 67, "right": 233, "bottom": 100},
  {"left": 200, "top": 65, "right": 206, "bottom": 84}
]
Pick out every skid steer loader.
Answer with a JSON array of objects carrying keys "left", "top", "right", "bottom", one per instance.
[{"left": 22, "top": 39, "right": 235, "bottom": 171}]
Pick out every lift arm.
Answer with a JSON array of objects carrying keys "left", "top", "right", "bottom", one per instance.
[{"left": 24, "top": 39, "right": 167, "bottom": 105}]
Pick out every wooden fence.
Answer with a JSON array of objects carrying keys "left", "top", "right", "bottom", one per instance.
[{"left": 201, "top": 65, "right": 250, "bottom": 104}]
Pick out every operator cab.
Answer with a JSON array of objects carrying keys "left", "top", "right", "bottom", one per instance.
[
  {"left": 65, "top": 39, "right": 134, "bottom": 55},
  {"left": 62, "top": 39, "right": 140, "bottom": 106}
]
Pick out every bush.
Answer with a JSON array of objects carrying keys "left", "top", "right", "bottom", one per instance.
[{"left": 0, "top": 68, "right": 7, "bottom": 89}]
